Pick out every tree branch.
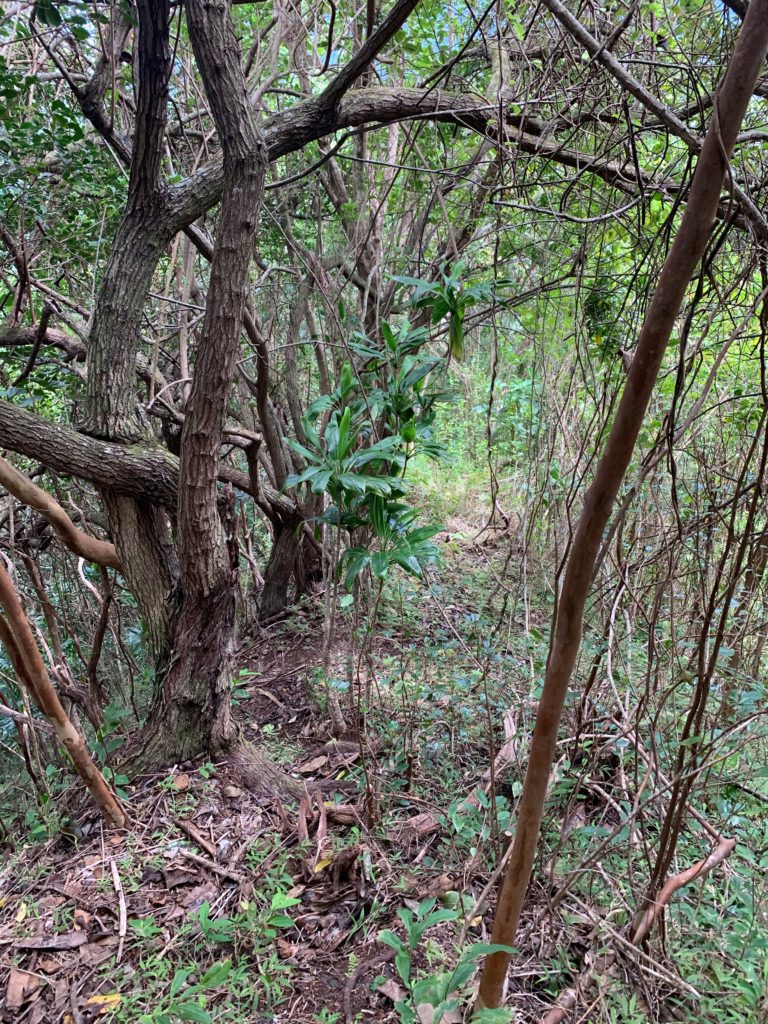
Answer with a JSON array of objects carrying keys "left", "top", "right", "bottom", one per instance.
[
  {"left": 0, "top": 455, "right": 122, "bottom": 570},
  {"left": 539, "top": 0, "right": 768, "bottom": 240},
  {"left": 318, "top": 0, "right": 421, "bottom": 106}
]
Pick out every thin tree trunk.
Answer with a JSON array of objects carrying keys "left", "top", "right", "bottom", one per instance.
[
  {"left": 0, "top": 455, "right": 121, "bottom": 569},
  {"left": 0, "top": 563, "right": 127, "bottom": 827},
  {"left": 260, "top": 523, "right": 301, "bottom": 620},
  {"left": 477, "top": 3, "right": 768, "bottom": 1008}
]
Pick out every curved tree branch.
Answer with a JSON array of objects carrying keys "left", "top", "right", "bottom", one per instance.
[{"left": 0, "top": 456, "right": 122, "bottom": 570}]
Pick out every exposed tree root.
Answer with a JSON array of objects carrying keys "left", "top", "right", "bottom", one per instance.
[{"left": 224, "top": 736, "right": 300, "bottom": 798}]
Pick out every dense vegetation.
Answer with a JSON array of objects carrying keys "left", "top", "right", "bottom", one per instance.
[{"left": 0, "top": 0, "right": 767, "bottom": 1020}]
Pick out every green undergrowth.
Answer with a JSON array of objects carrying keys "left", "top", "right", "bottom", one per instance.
[{"left": 2, "top": 545, "right": 767, "bottom": 1023}]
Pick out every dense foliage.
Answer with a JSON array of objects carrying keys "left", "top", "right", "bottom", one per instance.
[{"left": 0, "top": 0, "right": 767, "bottom": 1021}]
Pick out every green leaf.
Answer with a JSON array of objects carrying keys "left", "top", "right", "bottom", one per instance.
[
  {"left": 342, "top": 549, "right": 370, "bottom": 590},
  {"left": 170, "top": 969, "right": 192, "bottom": 998},
  {"left": 269, "top": 913, "right": 296, "bottom": 928},
  {"left": 339, "top": 362, "right": 355, "bottom": 396},
  {"left": 389, "top": 273, "right": 440, "bottom": 299},
  {"left": 199, "top": 960, "right": 232, "bottom": 989},
  {"left": 406, "top": 525, "right": 444, "bottom": 543},
  {"left": 395, "top": 950, "right": 411, "bottom": 986},
  {"left": 284, "top": 439, "right": 321, "bottom": 463},
  {"left": 392, "top": 552, "right": 422, "bottom": 575},
  {"left": 421, "top": 907, "right": 459, "bottom": 929},
  {"left": 172, "top": 1003, "right": 211, "bottom": 1023},
  {"left": 448, "top": 311, "right": 464, "bottom": 360},
  {"left": 336, "top": 472, "right": 370, "bottom": 494},
  {"left": 35, "top": 1, "right": 62, "bottom": 26},
  {"left": 464, "top": 943, "right": 518, "bottom": 958},
  {"left": 271, "top": 892, "right": 302, "bottom": 910},
  {"left": 284, "top": 467, "right": 321, "bottom": 490},
  {"left": 310, "top": 469, "right": 332, "bottom": 494},
  {"left": 371, "top": 551, "right": 389, "bottom": 579},
  {"left": 379, "top": 928, "right": 405, "bottom": 953}
]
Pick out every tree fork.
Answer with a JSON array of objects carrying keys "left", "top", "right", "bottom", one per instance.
[{"left": 476, "top": 0, "right": 768, "bottom": 1009}]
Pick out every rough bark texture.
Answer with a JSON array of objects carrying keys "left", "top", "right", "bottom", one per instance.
[
  {"left": 477, "top": 1, "right": 768, "bottom": 1009},
  {"left": 102, "top": 494, "right": 179, "bottom": 662},
  {"left": 0, "top": 398, "right": 181, "bottom": 505},
  {"left": 260, "top": 522, "right": 302, "bottom": 620},
  {"left": 83, "top": 0, "right": 171, "bottom": 442},
  {"left": 136, "top": 0, "right": 270, "bottom": 768}
]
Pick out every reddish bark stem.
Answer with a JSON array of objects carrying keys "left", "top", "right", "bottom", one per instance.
[{"left": 477, "top": 1, "right": 768, "bottom": 1009}]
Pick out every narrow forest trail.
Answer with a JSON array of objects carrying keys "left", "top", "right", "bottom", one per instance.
[{"left": 2, "top": 523, "right": 761, "bottom": 1023}]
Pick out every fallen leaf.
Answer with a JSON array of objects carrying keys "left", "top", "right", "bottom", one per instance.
[
  {"left": 313, "top": 857, "right": 333, "bottom": 873},
  {"left": 85, "top": 992, "right": 122, "bottom": 1013},
  {"left": 15, "top": 901, "right": 28, "bottom": 923},
  {"left": 428, "top": 873, "right": 456, "bottom": 897},
  {"left": 377, "top": 978, "right": 406, "bottom": 1004},
  {"left": 74, "top": 908, "right": 92, "bottom": 930},
  {"left": 324, "top": 804, "right": 358, "bottom": 826},
  {"left": 79, "top": 937, "right": 119, "bottom": 965},
  {"left": 390, "top": 812, "right": 441, "bottom": 840},
  {"left": 6, "top": 967, "right": 43, "bottom": 1010},
  {"left": 28, "top": 998, "right": 49, "bottom": 1024},
  {"left": 298, "top": 754, "right": 328, "bottom": 774},
  {"left": 276, "top": 937, "right": 298, "bottom": 958}
]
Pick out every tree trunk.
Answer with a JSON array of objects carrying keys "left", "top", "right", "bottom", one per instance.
[
  {"left": 132, "top": 0, "right": 294, "bottom": 793},
  {"left": 260, "top": 524, "right": 300, "bottom": 620},
  {"left": 477, "top": 2, "right": 768, "bottom": 1009},
  {"left": 81, "top": 0, "right": 181, "bottom": 679},
  {"left": 102, "top": 494, "right": 179, "bottom": 665}
]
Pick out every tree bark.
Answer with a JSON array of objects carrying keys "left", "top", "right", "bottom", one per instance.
[
  {"left": 477, "top": 1, "right": 768, "bottom": 1009},
  {"left": 134, "top": 0, "right": 278, "bottom": 779},
  {"left": 260, "top": 521, "right": 302, "bottom": 620}
]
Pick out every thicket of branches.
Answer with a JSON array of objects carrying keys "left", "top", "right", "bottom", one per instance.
[{"left": 1, "top": 0, "right": 768, "bottom": 1020}]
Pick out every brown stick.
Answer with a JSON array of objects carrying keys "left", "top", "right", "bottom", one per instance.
[
  {"left": 0, "top": 563, "right": 127, "bottom": 827},
  {"left": 0, "top": 455, "right": 122, "bottom": 570},
  {"left": 477, "top": 2, "right": 768, "bottom": 1009},
  {"left": 540, "top": 837, "right": 736, "bottom": 1024}
]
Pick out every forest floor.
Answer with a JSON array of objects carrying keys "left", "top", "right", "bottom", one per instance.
[{"left": 0, "top": 522, "right": 758, "bottom": 1024}]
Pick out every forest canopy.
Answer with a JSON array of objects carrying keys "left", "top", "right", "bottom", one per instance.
[{"left": 0, "top": 0, "right": 767, "bottom": 1021}]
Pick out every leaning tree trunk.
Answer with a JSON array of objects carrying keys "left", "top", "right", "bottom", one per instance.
[
  {"left": 259, "top": 515, "right": 321, "bottom": 620},
  {"left": 477, "top": 1, "right": 768, "bottom": 1009},
  {"left": 260, "top": 522, "right": 301, "bottom": 620}
]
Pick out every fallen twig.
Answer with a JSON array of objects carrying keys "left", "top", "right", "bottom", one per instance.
[
  {"left": 110, "top": 859, "right": 127, "bottom": 962},
  {"left": 177, "top": 847, "right": 245, "bottom": 884},
  {"left": 175, "top": 817, "right": 218, "bottom": 859}
]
